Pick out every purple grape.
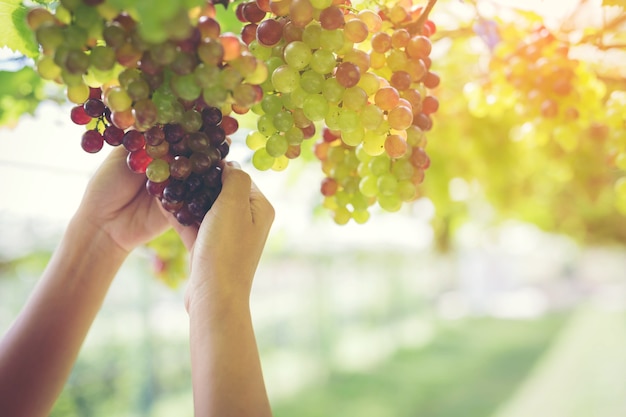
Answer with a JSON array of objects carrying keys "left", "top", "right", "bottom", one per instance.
[
  {"left": 146, "top": 179, "right": 169, "bottom": 197},
  {"left": 186, "top": 173, "right": 204, "bottom": 194},
  {"left": 175, "top": 205, "right": 197, "bottom": 226},
  {"left": 203, "top": 125, "right": 226, "bottom": 146},
  {"left": 164, "top": 123, "right": 185, "bottom": 144},
  {"left": 83, "top": 99, "right": 106, "bottom": 118},
  {"left": 217, "top": 140, "right": 230, "bottom": 159},
  {"left": 187, "top": 192, "right": 213, "bottom": 219},
  {"left": 163, "top": 180, "right": 187, "bottom": 202},
  {"left": 201, "top": 106, "right": 222, "bottom": 127},
  {"left": 203, "top": 165, "right": 222, "bottom": 188}
]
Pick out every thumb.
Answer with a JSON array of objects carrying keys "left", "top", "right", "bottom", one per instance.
[{"left": 213, "top": 161, "right": 253, "bottom": 214}]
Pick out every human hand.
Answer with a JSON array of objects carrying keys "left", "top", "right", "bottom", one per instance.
[
  {"left": 73, "top": 146, "right": 172, "bottom": 253},
  {"left": 176, "top": 162, "right": 275, "bottom": 313}
]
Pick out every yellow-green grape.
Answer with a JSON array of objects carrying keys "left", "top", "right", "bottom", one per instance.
[
  {"left": 246, "top": 130, "right": 267, "bottom": 151},
  {"left": 322, "top": 77, "right": 345, "bottom": 103},
  {"left": 378, "top": 194, "right": 402, "bottom": 212},
  {"left": 333, "top": 206, "right": 351, "bottom": 225},
  {"left": 37, "top": 56, "right": 62, "bottom": 81},
  {"left": 397, "top": 180, "right": 417, "bottom": 201},
  {"left": 359, "top": 175, "right": 378, "bottom": 197},
  {"left": 271, "top": 65, "right": 301, "bottom": 93},
  {"left": 105, "top": 86, "right": 132, "bottom": 112},
  {"left": 146, "top": 159, "right": 170, "bottom": 183},
  {"left": 342, "top": 86, "right": 368, "bottom": 111},
  {"left": 266, "top": 133, "right": 289, "bottom": 157},
  {"left": 352, "top": 209, "right": 371, "bottom": 224},
  {"left": 67, "top": 83, "right": 89, "bottom": 104},
  {"left": 342, "top": 127, "right": 364, "bottom": 147},
  {"left": 303, "top": 94, "right": 329, "bottom": 122},
  {"left": 272, "top": 155, "right": 289, "bottom": 171},
  {"left": 377, "top": 173, "right": 398, "bottom": 196},
  {"left": 252, "top": 148, "right": 275, "bottom": 171}
]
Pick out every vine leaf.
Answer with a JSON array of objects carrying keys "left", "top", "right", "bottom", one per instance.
[
  {"left": 0, "top": 67, "right": 44, "bottom": 128},
  {"left": 602, "top": 0, "right": 626, "bottom": 7},
  {"left": 0, "top": 0, "right": 38, "bottom": 57}
]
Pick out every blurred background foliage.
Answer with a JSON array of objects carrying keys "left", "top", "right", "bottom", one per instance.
[{"left": 1, "top": 0, "right": 626, "bottom": 416}]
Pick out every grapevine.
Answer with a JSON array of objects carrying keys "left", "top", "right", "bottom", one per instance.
[
  {"left": 466, "top": 20, "right": 607, "bottom": 151},
  {"left": 25, "top": 0, "right": 441, "bottom": 226}
]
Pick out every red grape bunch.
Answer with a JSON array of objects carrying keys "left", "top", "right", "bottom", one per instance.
[{"left": 27, "top": 0, "right": 266, "bottom": 225}]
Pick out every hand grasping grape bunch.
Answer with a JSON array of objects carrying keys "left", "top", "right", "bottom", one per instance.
[{"left": 27, "top": 0, "right": 266, "bottom": 226}]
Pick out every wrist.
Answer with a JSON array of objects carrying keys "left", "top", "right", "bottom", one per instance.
[
  {"left": 185, "top": 278, "right": 250, "bottom": 319},
  {"left": 65, "top": 213, "right": 129, "bottom": 267},
  {"left": 68, "top": 210, "right": 131, "bottom": 258}
]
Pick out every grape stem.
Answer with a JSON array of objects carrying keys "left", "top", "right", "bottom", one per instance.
[{"left": 407, "top": 0, "right": 438, "bottom": 35}]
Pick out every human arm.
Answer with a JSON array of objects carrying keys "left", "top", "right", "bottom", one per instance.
[
  {"left": 0, "top": 147, "right": 172, "bottom": 417},
  {"left": 175, "top": 162, "right": 275, "bottom": 417}
]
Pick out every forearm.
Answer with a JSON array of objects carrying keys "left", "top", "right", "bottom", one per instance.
[
  {"left": 0, "top": 215, "right": 128, "bottom": 417},
  {"left": 188, "top": 297, "right": 272, "bottom": 417}
]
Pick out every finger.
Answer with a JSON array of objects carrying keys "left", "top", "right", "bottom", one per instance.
[
  {"left": 95, "top": 146, "right": 144, "bottom": 188},
  {"left": 249, "top": 179, "right": 275, "bottom": 227},
  {"left": 158, "top": 203, "right": 199, "bottom": 251},
  {"left": 216, "top": 162, "right": 253, "bottom": 210}
]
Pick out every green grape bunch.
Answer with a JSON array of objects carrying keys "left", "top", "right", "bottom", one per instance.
[{"left": 238, "top": 0, "right": 441, "bottom": 224}]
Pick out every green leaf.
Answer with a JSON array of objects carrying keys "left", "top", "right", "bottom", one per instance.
[
  {"left": 602, "top": 0, "right": 626, "bottom": 7},
  {"left": 0, "top": 0, "right": 39, "bottom": 57},
  {"left": 0, "top": 67, "right": 45, "bottom": 128},
  {"left": 214, "top": 1, "right": 243, "bottom": 33}
]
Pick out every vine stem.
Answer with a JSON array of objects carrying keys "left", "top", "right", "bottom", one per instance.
[
  {"left": 407, "top": 0, "right": 439, "bottom": 35},
  {"left": 415, "top": 0, "right": 437, "bottom": 30}
]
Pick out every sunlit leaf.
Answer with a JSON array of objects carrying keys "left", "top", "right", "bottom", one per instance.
[
  {"left": 0, "top": 0, "right": 38, "bottom": 57},
  {"left": 0, "top": 67, "right": 44, "bottom": 128}
]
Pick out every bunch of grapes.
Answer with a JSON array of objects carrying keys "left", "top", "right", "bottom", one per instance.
[
  {"left": 238, "top": 0, "right": 440, "bottom": 224},
  {"left": 27, "top": 0, "right": 267, "bottom": 225},
  {"left": 26, "top": 0, "right": 440, "bottom": 226},
  {"left": 466, "top": 22, "right": 606, "bottom": 151}
]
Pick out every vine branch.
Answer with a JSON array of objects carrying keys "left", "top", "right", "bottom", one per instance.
[
  {"left": 406, "top": 0, "right": 439, "bottom": 35},
  {"left": 577, "top": 12, "right": 626, "bottom": 48},
  {"left": 416, "top": 0, "right": 438, "bottom": 28}
]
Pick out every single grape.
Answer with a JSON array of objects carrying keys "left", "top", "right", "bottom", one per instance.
[
  {"left": 335, "top": 62, "right": 361, "bottom": 88},
  {"left": 81, "top": 130, "right": 104, "bottom": 153},
  {"left": 103, "top": 125, "right": 125, "bottom": 146},
  {"left": 71, "top": 105, "right": 92, "bottom": 125},
  {"left": 146, "top": 138, "right": 170, "bottom": 158},
  {"left": 123, "top": 130, "right": 146, "bottom": 152},
  {"left": 272, "top": 65, "right": 301, "bottom": 93},
  {"left": 283, "top": 41, "right": 312, "bottom": 70},
  {"left": 319, "top": 6, "right": 345, "bottom": 30},
  {"left": 146, "top": 179, "right": 169, "bottom": 197},
  {"left": 127, "top": 148, "right": 153, "bottom": 173}
]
